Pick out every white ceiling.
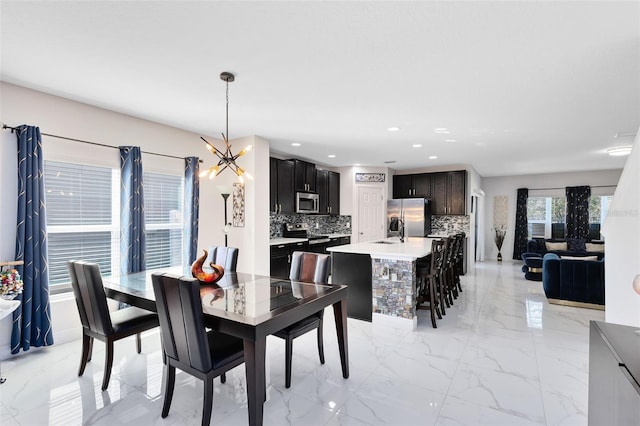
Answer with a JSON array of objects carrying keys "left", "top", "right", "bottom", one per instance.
[{"left": 1, "top": 1, "right": 638, "bottom": 177}]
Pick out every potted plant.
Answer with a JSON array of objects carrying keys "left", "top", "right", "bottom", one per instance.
[{"left": 494, "top": 226, "right": 506, "bottom": 261}]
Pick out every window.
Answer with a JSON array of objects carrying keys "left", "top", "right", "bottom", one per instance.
[
  {"left": 143, "top": 172, "right": 184, "bottom": 269},
  {"left": 588, "top": 195, "right": 613, "bottom": 240},
  {"left": 45, "top": 161, "right": 119, "bottom": 292},
  {"left": 46, "top": 161, "right": 185, "bottom": 293},
  {"left": 527, "top": 196, "right": 566, "bottom": 238}
]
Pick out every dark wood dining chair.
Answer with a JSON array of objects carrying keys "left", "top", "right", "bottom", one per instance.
[
  {"left": 151, "top": 273, "right": 245, "bottom": 426},
  {"left": 273, "top": 251, "right": 331, "bottom": 388},
  {"left": 67, "top": 260, "right": 159, "bottom": 391},
  {"left": 206, "top": 246, "right": 239, "bottom": 271}
]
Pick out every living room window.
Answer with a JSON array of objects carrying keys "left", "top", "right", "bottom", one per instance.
[
  {"left": 527, "top": 196, "right": 566, "bottom": 238},
  {"left": 588, "top": 195, "right": 613, "bottom": 240}
]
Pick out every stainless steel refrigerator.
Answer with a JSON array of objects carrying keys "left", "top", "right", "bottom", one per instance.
[{"left": 387, "top": 198, "right": 432, "bottom": 238}]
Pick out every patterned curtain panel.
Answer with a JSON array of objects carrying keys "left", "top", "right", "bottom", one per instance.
[
  {"left": 119, "top": 146, "right": 146, "bottom": 274},
  {"left": 183, "top": 157, "right": 200, "bottom": 265},
  {"left": 566, "top": 186, "right": 591, "bottom": 239},
  {"left": 512, "top": 188, "right": 529, "bottom": 260},
  {"left": 12, "top": 125, "right": 54, "bottom": 353}
]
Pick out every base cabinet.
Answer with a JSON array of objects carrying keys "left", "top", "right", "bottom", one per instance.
[
  {"left": 588, "top": 321, "right": 640, "bottom": 426},
  {"left": 270, "top": 241, "right": 308, "bottom": 279}
]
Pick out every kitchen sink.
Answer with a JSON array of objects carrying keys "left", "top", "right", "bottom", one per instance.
[{"left": 372, "top": 240, "right": 400, "bottom": 244}]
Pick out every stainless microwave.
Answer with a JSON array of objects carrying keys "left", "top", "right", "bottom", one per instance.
[{"left": 296, "top": 192, "right": 319, "bottom": 214}]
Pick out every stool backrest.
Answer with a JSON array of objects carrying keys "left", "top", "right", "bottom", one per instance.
[{"left": 430, "top": 239, "right": 446, "bottom": 274}]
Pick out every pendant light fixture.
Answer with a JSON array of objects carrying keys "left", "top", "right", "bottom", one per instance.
[{"left": 199, "top": 72, "right": 253, "bottom": 182}]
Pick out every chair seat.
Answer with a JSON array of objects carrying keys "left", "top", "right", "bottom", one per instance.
[
  {"left": 274, "top": 313, "right": 322, "bottom": 338},
  {"left": 110, "top": 306, "right": 160, "bottom": 334},
  {"left": 206, "top": 331, "right": 245, "bottom": 369}
]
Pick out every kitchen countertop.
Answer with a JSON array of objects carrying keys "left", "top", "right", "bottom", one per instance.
[
  {"left": 327, "top": 237, "right": 437, "bottom": 260},
  {"left": 270, "top": 234, "right": 352, "bottom": 246}
]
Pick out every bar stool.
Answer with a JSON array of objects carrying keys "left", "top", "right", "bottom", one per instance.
[{"left": 416, "top": 239, "right": 446, "bottom": 328}]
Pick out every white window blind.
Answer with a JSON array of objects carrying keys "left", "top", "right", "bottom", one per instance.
[
  {"left": 143, "top": 172, "right": 184, "bottom": 269},
  {"left": 45, "top": 161, "right": 119, "bottom": 290}
]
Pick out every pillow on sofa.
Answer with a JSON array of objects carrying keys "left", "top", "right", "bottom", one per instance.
[
  {"left": 560, "top": 255, "right": 599, "bottom": 261},
  {"left": 585, "top": 243, "right": 605, "bottom": 253},
  {"left": 546, "top": 241, "right": 568, "bottom": 251},
  {"left": 567, "top": 238, "right": 586, "bottom": 251}
]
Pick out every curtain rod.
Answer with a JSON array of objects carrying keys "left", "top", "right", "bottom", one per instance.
[
  {"left": 2, "top": 123, "right": 201, "bottom": 162},
  {"left": 528, "top": 185, "right": 617, "bottom": 190}
]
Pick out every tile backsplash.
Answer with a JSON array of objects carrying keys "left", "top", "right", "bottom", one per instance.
[
  {"left": 270, "top": 213, "right": 352, "bottom": 238},
  {"left": 430, "top": 215, "right": 470, "bottom": 236}
]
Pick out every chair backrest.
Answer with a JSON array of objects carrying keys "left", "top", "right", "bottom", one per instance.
[
  {"left": 444, "top": 237, "right": 456, "bottom": 267},
  {"left": 67, "top": 260, "right": 114, "bottom": 335},
  {"left": 289, "top": 252, "right": 331, "bottom": 284},
  {"left": 152, "top": 273, "right": 212, "bottom": 372},
  {"left": 206, "top": 246, "right": 239, "bottom": 271},
  {"left": 430, "top": 239, "right": 446, "bottom": 275}
]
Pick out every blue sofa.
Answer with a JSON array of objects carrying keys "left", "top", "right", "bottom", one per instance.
[
  {"left": 542, "top": 253, "right": 605, "bottom": 308},
  {"left": 527, "top": 238, "right": 605, "bottom": 260}
]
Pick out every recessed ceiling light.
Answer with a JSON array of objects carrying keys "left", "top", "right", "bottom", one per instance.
[
  {"left": 429, "top": 155, "right": 438, "bottom": 160},
  {"left": 387, "top": 127, "right": 400, "bottom": 132},
  {"left": 444, "top": 139, "right": 457, "bottom": 143},
  {"left": 412, "top": 144, "right": 422, "bottom": 148},
  {"left": 291, "top": 142, "right": 301, "bottom": 147},
  {"left": 328, "top": 154, "right": 336, "bottom": 158},
  {"left": 434, "top": 128, "right": 450, "bottom": 134},
  {"left": 607, "top": 146, "right": 633, "bottom": 156}
]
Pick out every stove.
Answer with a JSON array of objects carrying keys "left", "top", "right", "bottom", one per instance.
[{"left": 283, "top": 223, "right": 330, "bottom": 251}]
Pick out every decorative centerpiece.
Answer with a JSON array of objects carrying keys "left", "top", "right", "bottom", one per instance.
[
  {"left": 191, "top": 249, "right": 225, "bottom": 283},
  {"left": 494, "top": 226, "right": 506, "bottom": 262},
  {"left": 1, "top": 268, "right": 24, "bottom": 300}
]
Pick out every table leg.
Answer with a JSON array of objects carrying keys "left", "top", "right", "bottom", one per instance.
[
  {"left": 333, "top": 298, "right": 349, "bottom": 378},
  {"left": 243, "top": 337, "right": 266, "bottom": 426}
]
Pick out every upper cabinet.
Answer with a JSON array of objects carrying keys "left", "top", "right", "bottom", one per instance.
[
  {"left": 430, "top": 171, "right": 466, "bottom": 215},
  {"left": 293, "top": 159, "right": 316, "bottom": 192},
  {"left": 392, "top": 173, "right": 431, "bottom": 198},
  {"left": 315, "top": 169, "right": 340, "bottom": 215},
  {"left": 393, "top": 170, "right": 466, "bottom": 215},
  {"left": 269, "top": 158, "right": 295, "bottom": 214},
  {"left": 271, "top": 157, "right": 340, "bottom": 215}
]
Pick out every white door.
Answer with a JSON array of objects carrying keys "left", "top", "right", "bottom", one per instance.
[{"left": 357, "top": 186, "right": 384, "bottom": 242}]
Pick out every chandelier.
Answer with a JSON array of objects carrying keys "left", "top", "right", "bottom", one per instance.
[{"left": 199, "top": 72, "right": 253, "bottom": 182}]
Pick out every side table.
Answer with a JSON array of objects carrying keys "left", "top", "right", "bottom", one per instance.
[{"left": 0, "top": 298, "right": 21, "bottom": 384}]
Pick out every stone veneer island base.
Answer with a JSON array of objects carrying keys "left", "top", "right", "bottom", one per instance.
[{"left": 328, "top": 237, "right": 437, "bottom": 331}]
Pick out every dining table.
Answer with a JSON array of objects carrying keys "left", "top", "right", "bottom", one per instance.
[{"left": 102, "top": 267, "right": 349, "bottom": 426}]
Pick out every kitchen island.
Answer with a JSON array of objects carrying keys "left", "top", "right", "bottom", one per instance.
[{"left": 327, "top": 237, "right": 438, "bottom": 331}]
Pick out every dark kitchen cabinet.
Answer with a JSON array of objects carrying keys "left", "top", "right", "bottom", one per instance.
[
  {"left": 392, "top": 174, "right": 431, "bottom": 198},
  {"left": 269, "top": 158, "right": 295, "bottom": 214},
  {"left": 316, "top": 169, "right": 340, "bottom": 215},
  {"left": 270, "top": 240, "right": 308, "bottom": 279},
  {"left": 293, "top": 159, "right": 316, "bottom": 192},
  {"left": 589, "top": 321, "right": 640, "bottom": 425},
  {"left": 431, "top": 171, "right": 466, "bottom": 215}
]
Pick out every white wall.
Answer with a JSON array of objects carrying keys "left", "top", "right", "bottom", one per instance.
[
  {"left": 0, "top": 82, "right": 270, "bottom": 359},
  {"left": 602, "top": 132, "right": 640, "bottom": 327},
  {"left": 481, "top": 169, "right": 622, "bottom": 262}
]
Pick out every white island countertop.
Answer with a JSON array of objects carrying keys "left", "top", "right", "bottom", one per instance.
[{"left": 327, "top": 237, "right": 438, "bottom": 261}]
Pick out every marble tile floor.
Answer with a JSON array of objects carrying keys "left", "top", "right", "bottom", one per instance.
[{"left": 0, "top": 261, "right": 603, "bottom": 426}]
